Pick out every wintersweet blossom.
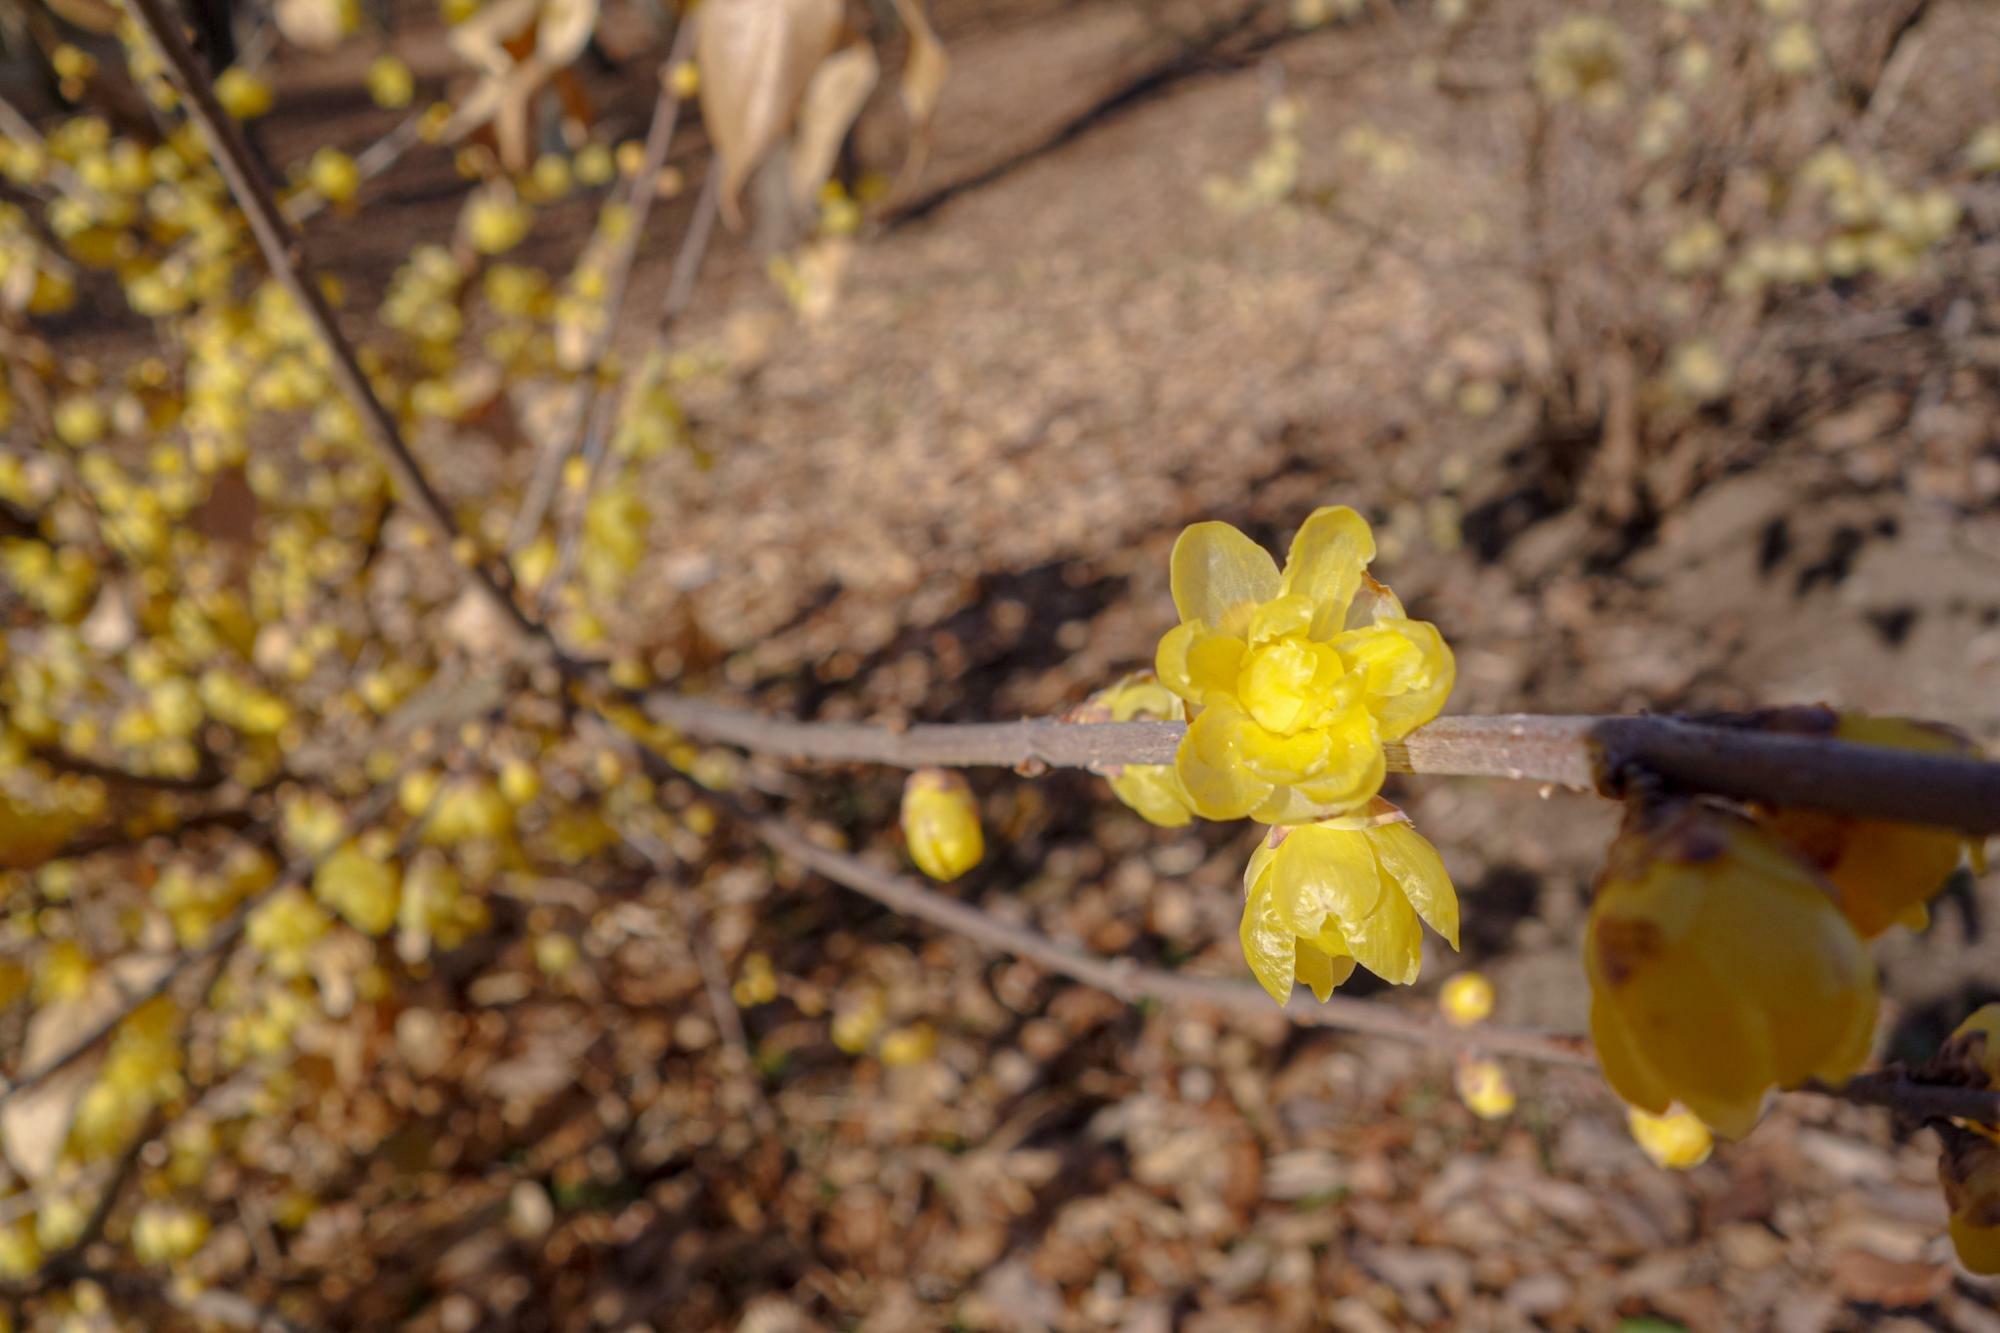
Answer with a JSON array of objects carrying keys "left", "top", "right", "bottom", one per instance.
[
  {"left": 1759, "top": 713, "right": 1981, "bottom": 938},
  {"left": 1156, "top": 507, "right": 1453, "bottom": 823},
  {"left": 1586, "top": 803, "right": 1878, "bottom": 1138},
  {"left": 901, "top": 768, "right": 983, "bottom": 882},
  {"left": 1239, "top": 801, "right": 1459, "bottom": 1003},
  {"left": 1626, "top": 1106, "right": 1713, "bottom": 1170}
]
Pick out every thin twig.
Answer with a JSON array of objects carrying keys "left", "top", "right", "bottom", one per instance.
[
  {"left": 283, "top": 108, "right": 432, "bottom": 225},
  {"left": 735, "top": 796, "right": 1595, "bottom": 1066},
  {"left": 506, "top": 25, "right": 698, "bottom": 557}
]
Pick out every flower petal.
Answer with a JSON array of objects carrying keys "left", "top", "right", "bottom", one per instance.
[
  {"left": 1171, "top": 521, "right": 1280, "bottom": 633},
  {"left": 1176, "top": 700, "right": 1275, "bottom": 820},
  {"left": 1279, "top": 506, "right": 1376, "bottom": 639},
  {"left": 1335, "top": 618, "right": 1456, "bottom": 741},
  {"left": 1370, "top": 821, "right": 1459, "bottom": 950},
  {"left": 1295, "top": 940, "right": 1357, "bottom": 1002},
  {"left": 1589, "top": 992, "right": 1674, "bottom": 1116},
  {"left": 1343, "top": 870, "right": 1424, "bottom": 984},
  {"left": 1271, "top": 826, "right": 1384, "bottom": 938},
  {"left": 1110, "top": 768, "right": 1195, "bottom": 828},
  {"left": 1156, "top": 621, "right": 1246, "bottom": 710},
  {"left": 1240, "top": 871, "right": 1299, "bottom": 1005}
]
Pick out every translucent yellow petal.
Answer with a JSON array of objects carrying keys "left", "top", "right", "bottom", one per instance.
[
  {"left": 1271, "top": 826, "right": 1384, "bottom": 937},
  {"left": 1590, "top": 992, "right": 1674, "bottom": 1116},
  {"left": 1155, "top": 621, "right": 1246, "bottom": 710},
  {"left": 1171, "top": 521, "right": 1280, "bottom": 634},
  {"left": 1370, "top": 821, "right": 1459, "bottom": 950},
  {"left": 1110, "top": 767, "right": 1195, "bottom": 828},
  {"left": 1240, "top": 870, "right": 1300, "bottom": 1005},
  {"left": 1294, "top": 940, "right": 1357, "bottom": 1002},
  {"left": 1245, "top": 593, "right": 1313, "bottom": 646},
  {"left": 1176, "top": 701, "right": 1276, "bottom": 820},
  {"left": 1342, "top": 867, "right": 1424, "bottom": 985},
  {"left": 1336, "top": 617, "right": 1456, "bottom": 741},
  {"left": 1279, "top": 506, "right": 1376, "bottom": 639}
]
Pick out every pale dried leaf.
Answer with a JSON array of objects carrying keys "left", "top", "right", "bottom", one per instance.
[
  {"left": 536, "top": 0, "right": 602, "bottom": 68},
  {"left": 273, "top": 0, "right": 353, "bottom": 50},
  {"left": 696, "top": 0, "right": 844, "bottom": 229},
  {"left": 891, "top": 0, "right": 948, "bottom": 128},
  {"left": 788, "top": 44, "right": 880, "bottom": 210},
  {"left": 447, "top": 0, "right": 542, "bottom": 74},
  {"left": 1, "top": 955, "right": 172, "bottom": 1183}
]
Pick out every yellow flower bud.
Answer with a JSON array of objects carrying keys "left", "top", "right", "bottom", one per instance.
[
  {"left": 669, "top": 61, "right": 699, "bottom": 99},
  {"left": 366, "top": 56, "right": 415, "bottom": 110},
  {"left": 1586, "top": 803, "right": 1878, "bottom": 1138},
  {"left": 901, "top": 768, "right": 983, "bottom": 881},
  {"left": 1757, "top": 713, "right": 1979, "bottom": 938},
  {"left": 314, "top": 841, "right": 401, "bottom": 936},
  {"left": 1156, "top": 507, "right": 1452, "bottom": 822},
  {"left": 1942, "top": 1125, "right": 2000, "bottom": 1274},
  {"left": 462, "top": 183, "right": 533, "bottom": 255},
  {"left": 1455, "top": 1057, "right": 1515, "bottom": 1119},
  {"left": 1439, "top": 971, "right": 1495, "bottom": 1027},
  {"left": 1239, "top": 802, "right": 1458, "bottom": 1002},
  {"left": 307, "top": 148, "right": 361, "bottom": 205},
  {"left": 1626, "top": 1105, "right": 1713, "bottom": 1169},
  {"left": 215, "top": 68, "right": 274, "bottom": 119}
]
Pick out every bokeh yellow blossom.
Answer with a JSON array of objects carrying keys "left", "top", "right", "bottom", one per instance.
[
  {"left": 1626, "top": 1105, "right": 1713, "bottom": 1170},
  {"left": 901, "top": 768, "right": 983, "bottom": 882},
  {"left": 1758, "top": 714, "right": 1979, "bottom": 939},
  {"left": 1239, "top": 802, "right": 1458, "bottom": 1003},
  {"left": 1439, "top": 970, "right": 1494, "bottom": 1026},
  {"left": 1455, "top": 1057, "right": 1515, "bottom": 1119},
  {"left": 1586, "top": 803, "right": 1877, "bottom": 1138},
  {"left": 1156, "top": 507, "right": 1453, "bottom": 822}
]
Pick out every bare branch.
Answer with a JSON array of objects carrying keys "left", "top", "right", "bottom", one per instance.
[{"left": 507, "top": 26, "right": 700, "bottom": 557}]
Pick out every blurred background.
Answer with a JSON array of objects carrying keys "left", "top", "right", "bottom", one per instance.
[{"left": 2, "top": 0, "right": 2000, "bottom": 1327}]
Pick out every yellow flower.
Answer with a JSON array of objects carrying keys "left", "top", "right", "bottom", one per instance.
[
  {"left": 1586, "top": 803, "right": 1878, "bottom": 1138},
  {"left": 1239, "top": 803, "right": 1458, "bottom": 1003},
  {"left": 1626, "top": 1106, "right": 1713, "bottom": 1170},
  {"left": 366, "top": 56, "right": 415, "bottom": 110},
  {"left": 1156, "top": 507, "right": 1453, "bottom": 822},
  {"left": 1942, "top": 1125, "right": 2000, "bottom": 1275},
  {"left": 307, "top": 148, "right": 360, "bottom": 205},
  {"left": 1439, "top": 970, "right": 1494, "bottom": 1027},
  {"left": 214, "top": 68, "right": 274, "bottom": 119},
  {"left": 1455, "top": 1057, "right": 1515, "bottom": 1119},
  {"left": 1757, "top": 714, "right": 1979, "bottom": 939},
  {"left": 1077, "top": 672, "right": 1195, "bottom": 827},
  {"left": 901, "top": 768, "right": 983, "bottom": 882}
]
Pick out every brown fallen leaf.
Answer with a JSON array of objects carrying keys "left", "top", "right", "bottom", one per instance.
[{"left": 696, "top": 0, "right": 844, "bottom": 229}]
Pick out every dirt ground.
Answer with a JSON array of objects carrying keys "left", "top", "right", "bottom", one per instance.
[{"left": 18, "top": 0, "right": 2000, "bottom": 1326}]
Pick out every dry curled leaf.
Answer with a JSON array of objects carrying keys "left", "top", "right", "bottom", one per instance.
[
  {"left": 696, "top": 0, "right": 844, "bottom": 229},
  {"left": 1, "top": 955, "right": 173, "bottom": 1184},
  {"left": 789, "top": 44, "right": 880, "bottom": 211}
]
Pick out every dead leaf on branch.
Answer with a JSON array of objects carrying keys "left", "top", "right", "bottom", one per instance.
[
  {"left": 696, "top": 0, "right": 844, "bottom": 229},
  {"left": 789, "top": 43, "right": 880, "bottom": 212}
]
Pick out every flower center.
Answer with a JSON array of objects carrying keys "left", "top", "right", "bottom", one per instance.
[{"left": 1237, "top": 634, "right": 1345, "bottom": 736}]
